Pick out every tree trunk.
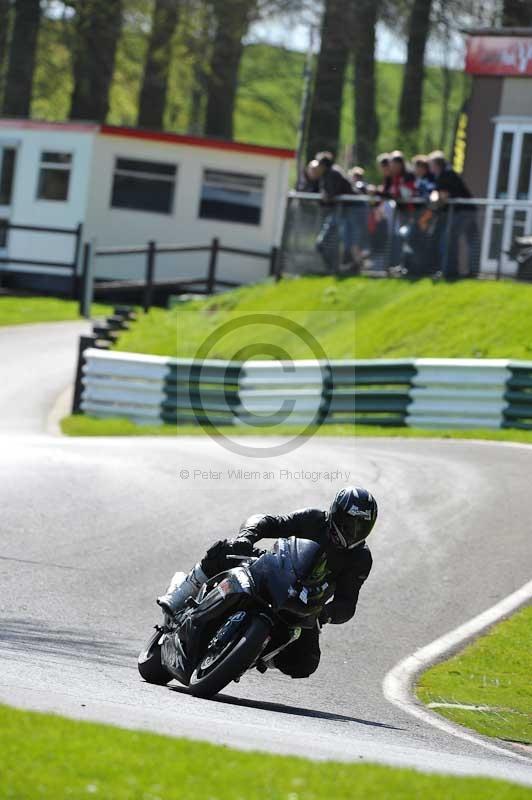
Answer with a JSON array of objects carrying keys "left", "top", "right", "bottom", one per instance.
[
  {"left": 186, "top": 1, "right": 213, "bottom": 135},
  {"left": 137, "top": 0, "right": 180, "bottom": 129},
  {"left": 0, "top": 0, "right": 11, "bottom": 105},
  {"left": 69, "top": 0, "right": 123, "bottom": 123},
  {"left": 353, "top": 0, "right": 379, "bottom": 167},
  {"left": 204, "top": 0, "right": 257, "bottom": 140},
  {"left": 502, "top": 0, "right": 532, "bottom": 25},
  {"left": 306, "top": 0, "right": 350, "bottom": 161},
  {"left": 2, "top": 0, "right": 41, "bottom": 117},
  {"left": 398, "top": 0, "right": 433, "bottom": 136}
]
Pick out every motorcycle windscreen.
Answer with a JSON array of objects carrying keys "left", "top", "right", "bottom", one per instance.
[
  {"left": 249, "top": 537, "right": 322, "bottom": 610},
  {"left": 283, "top": 537, "right": 323, "bottom": 581}
]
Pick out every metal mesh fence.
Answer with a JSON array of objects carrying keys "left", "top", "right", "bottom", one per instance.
[{"left": 279, "top": 194, "right": 532, "bottom": 280}]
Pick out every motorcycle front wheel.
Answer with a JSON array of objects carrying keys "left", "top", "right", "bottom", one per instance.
[
  {"left": 138, "top": 627, "right": 172, "bottom": 686},
  {"left": 189, "top": 615, "right": 271, "bottom": 699}
]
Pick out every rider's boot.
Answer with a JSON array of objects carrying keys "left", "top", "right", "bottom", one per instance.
[{"left": 157, "top": 563, "right": 208, "bottom": 619}]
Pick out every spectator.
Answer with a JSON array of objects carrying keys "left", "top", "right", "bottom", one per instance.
[
  {"left": 346, "top": 166, "right": 370, "bottom": 271},
  {"left": 402, "top": 156, "right": 438, "bottom": 277},
  {"left": 298, "top": 159, "right": 320, "bottom": 192},
  {"left": 376, "top": 153, "right": 392, "bottom": 196},
  {"left": 386, "top": 151, "right": 417, "bottom": 268},
  {"left": 428, "top": 150, "right": 479, "bottom": 279},
  {"left": 388, "top": 151, "right": 417, "bottom": 201},
  {"left": 412, "top": 155, "right": 436, "bottom": 199},
  {"left": 311, "top": 151, "right": 354, "bottom": 274},
  {"left": 348, "top": 166, "right": 367, "bottom": 194}
]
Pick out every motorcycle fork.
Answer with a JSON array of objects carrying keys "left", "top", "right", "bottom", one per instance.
[{"left": 257, "top": 626, "right": 301, "bottom": 671}]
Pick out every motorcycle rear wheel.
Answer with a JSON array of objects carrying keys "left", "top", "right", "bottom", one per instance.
[
  {"left": 189, "top": 615, "right": 270, "bottom": 699},
  {"left": 138, "top": 627, "right": 172, "bottom": 686}
]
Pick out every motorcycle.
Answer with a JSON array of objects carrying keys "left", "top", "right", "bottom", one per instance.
[{"left": 138, "top": 537, "right": 330, "bottom": 699}]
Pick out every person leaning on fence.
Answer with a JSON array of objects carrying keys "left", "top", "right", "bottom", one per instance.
[
  {"left": 346, "top": 166, "right": 371, "bottom": 271},
  {"left": 428, "top": 150, "right": 480, "bottom": 280},
  {"left": 386, "top": 151, "right": 417, "bottom": 269},
  {"left": 362, "top": 154, "right": 393, "bottom": 271},
  {"left": 298, "top": 160, "right": 320, "bottom": 193},
  {"left": 413, "top": 155, "right": 436, "bottom": 199},
  {"left": 401, "top": 155, "right": 439, "bottom": 277},
  {"left": 308, "top": 152, "right": 355, "bottom": 274},
  {"left": 376, "top": 152, "right": 392, "bottom": 196}
]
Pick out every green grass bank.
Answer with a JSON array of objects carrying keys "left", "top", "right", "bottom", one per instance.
[
  {"left": 417, "top": 606, "right": 532, "bottom": 745},
  {"left": 1, "top": 704, "right": 530, "bottom": 800},
  {"left": 61, "top": 417, "right": 532, "bottom": 445},
  {"left": 0, "top": 296, "right": 109, "bottom": 327},
  {"left": 114, "top": 277, "right": 532, "bottom": 361}
]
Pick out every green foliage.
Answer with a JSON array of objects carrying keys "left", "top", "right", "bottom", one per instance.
[
  {"left": 1, "top": 703, "right": 530, "bottom": 798},
  {"left": 61, "top": 414, "right": 532, "bottom": 443},
  {"left": 112, "top": 276, "right": 532, "bottom": 361},
  {"left": 0, "top": 296, "right": 110, "bottom": 326},
  {"left": 418, "top": 606, "right": 532, "bottom": 744},
  {"left": 29, "top": 14, "right": 466, "bottom": 162}
]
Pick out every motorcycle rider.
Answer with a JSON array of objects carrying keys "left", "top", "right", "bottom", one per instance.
[{"left": 158, "top": 487, "right": 377, "bottom": 679}]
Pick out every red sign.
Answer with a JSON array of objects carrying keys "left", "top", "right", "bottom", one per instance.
[{"left": 466, "top": 36, "right": 532, "bottom": 76}]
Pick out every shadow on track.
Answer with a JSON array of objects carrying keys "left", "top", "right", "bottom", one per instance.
[
  {"left": 0, "top": 618, "right": 137, "bottom": 667},
  {"left": 169, "top": 685, "right": 402, "bottom": 730}
]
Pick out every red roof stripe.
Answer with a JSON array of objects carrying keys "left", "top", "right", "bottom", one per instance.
[{"left": 100, "top": 124, "right": 295, "bottom": 159}]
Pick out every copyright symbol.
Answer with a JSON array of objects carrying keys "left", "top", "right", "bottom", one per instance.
[
  {"left": 190, "top": 313, "right": 332, "bottom": 459},
  {"left": 180, "top": 470, "right": 190, "bottom": 479}
]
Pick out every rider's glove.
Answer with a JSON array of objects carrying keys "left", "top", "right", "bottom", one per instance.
[{"left": 229, "top": 537, "right": 255, "bottom": 557}]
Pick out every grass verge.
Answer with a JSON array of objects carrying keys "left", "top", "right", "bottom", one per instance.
[
  {"left": 0, "top": 296, "right": 110, "bottom": 327},
  {"left": 1, "top": 703, "right": 530, "bottom": 799},
  {"left": 114, "top": 277, "right": 532, "bottom": 361},
  {"left": 60, "top": 415, "right": 532, "bottom": 444},
  {"left": 417, "top": 606, "right": 532, "bottom": 745}
]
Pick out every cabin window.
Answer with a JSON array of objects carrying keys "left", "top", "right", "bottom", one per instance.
[
  {"left": 37, "top": 151, "right": 72, "bottom": 201},
  {"left": 199, "top": 169, "right": 264, "bottom": 225},
  {"left": 111, "top": 157, "right": 177, "bottom": 214}
]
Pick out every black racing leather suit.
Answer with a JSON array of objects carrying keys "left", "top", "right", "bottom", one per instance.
[{"left": 200, "top": 508, "right": 373, "bottom": 678}]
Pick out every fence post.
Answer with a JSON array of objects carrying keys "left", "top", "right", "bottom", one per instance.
[
  {"left": 207, "top": 237, "right": 219, "bottom": 294},
  {"left": 269, "top": 245, "right": 279, "bottom": 278},
  {"left": 71, "top": 334, "right": 97, "bottom": 414},
  {"left": 79, "top": 239, "right": 95, "bottom": 319},
  {"left": 143, "top": 240, "right": 156, "bottom": 313},
  {"left": 385, "top": 202, "right": 398, "bottom": 272},
  {"left": 70, "top": 222, "right": 83, "bottom": 299},
  {"left": 496, "top": 205, "right": 507, "bottom": 281},
  {"left": 441, "top": 203, "right": 455, "bottom": 280}
]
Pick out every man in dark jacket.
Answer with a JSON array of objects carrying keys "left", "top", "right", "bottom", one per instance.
[
  {"left": 429, "top": 150, "right": 479, "bottom": 278},
  {"left": 158, "top": 487, "right": 377, "bottom": 679},
  {"left": 310, "top": 152, "right": 354, "bottom": 273}
]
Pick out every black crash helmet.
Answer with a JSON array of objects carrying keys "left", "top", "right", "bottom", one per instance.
[{"left": 329, "top": 487, "right": 378, "bottom": 549}]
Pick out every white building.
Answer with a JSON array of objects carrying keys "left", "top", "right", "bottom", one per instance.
[{"left": 0, "top": 119, "right": 294, "bottom": 292}]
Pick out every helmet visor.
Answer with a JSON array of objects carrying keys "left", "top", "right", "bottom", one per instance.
[{"left": 330, "top": 510, "right": 372, "bottom": 549}]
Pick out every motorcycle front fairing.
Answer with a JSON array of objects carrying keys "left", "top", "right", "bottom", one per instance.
[
  {"left": 160, "top": 566, "right": 255, "bottom": 685},
  {"left": 249, "top": 537, "right": 328, "bottom": 628}
]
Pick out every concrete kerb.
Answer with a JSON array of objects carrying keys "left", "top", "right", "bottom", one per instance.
[{"left": 382, "top": 578, "right": 532, "bottom": 764}]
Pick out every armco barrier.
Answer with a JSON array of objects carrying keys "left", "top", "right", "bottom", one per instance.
[
  {"left": 76, "top": 350, "right": 532, "bottom": 430},
  {"left": 504, "top": 361, "right": 532, "bottom": 430}
]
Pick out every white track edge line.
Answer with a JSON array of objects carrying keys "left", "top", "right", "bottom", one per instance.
[{"left": 382, "top": 579, "right": 532, "bottom": 764}]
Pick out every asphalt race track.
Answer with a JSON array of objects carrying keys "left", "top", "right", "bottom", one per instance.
[{"left": 1, "top": 322, "right": 531, "bottom": 786}]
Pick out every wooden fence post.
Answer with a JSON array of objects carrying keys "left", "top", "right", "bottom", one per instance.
[
  {"left": 207, "top": 237, "right": 219, "bottom": 294},
  {"left": 79, "top": 239, "right": 95, "bottom": 319},
  {"left": 143, "top": 240, "right": 156, "bottom": 312},
  {"left": 70, "top": 222, "right": 83, "bottom": 299},
  {"left": 71, "top": 334, "right": 97, "bottom": 414}
]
